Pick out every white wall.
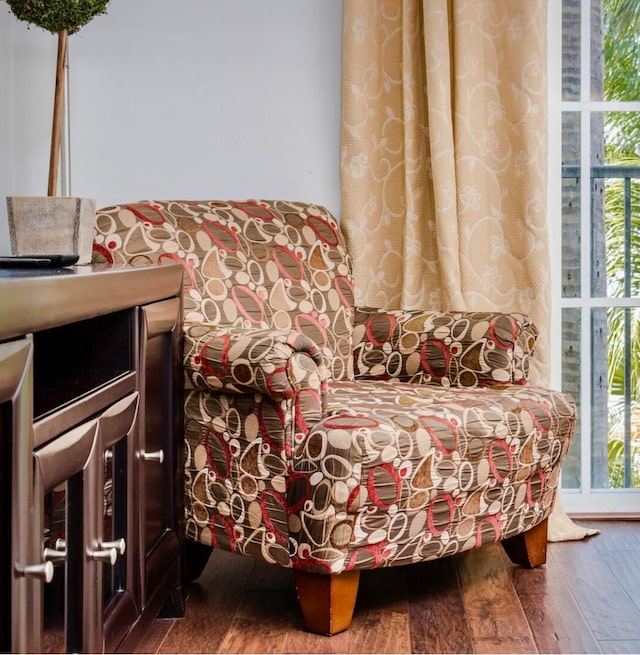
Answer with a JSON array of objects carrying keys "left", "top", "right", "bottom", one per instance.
[
  {"left": 0, "top": 5, "right": 17, "bottom": 252},
  {"left": 0, "top": 0, "right": 343, "bottom": 254}
]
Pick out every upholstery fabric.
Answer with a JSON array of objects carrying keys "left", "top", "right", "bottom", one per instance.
[
  {"left": 93, "top": 199, "right": 575, "bottom": 576},
  {"left": 289, "top": 379, "right": 574, "bottom": 574},
  {"left": 184, "top": 325, "right": 328, "bottom": 399},
  {"left": 94, "top": 199, "right": 354, "bottom": 382},
  {"left": 353, "top": 307, "right": 538, "bottom": 387}
]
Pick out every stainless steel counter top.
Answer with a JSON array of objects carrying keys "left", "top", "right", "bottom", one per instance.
[{"left": 0, "top": 263, "right": 183, "bottom": 340}]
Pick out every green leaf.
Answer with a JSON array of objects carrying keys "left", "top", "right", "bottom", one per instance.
[{"left": 6, "top": 0, "right": 110, "bottom": 35}]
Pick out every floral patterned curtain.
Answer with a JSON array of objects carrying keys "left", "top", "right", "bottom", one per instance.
[{"left": 341, "top": 0, "right": 550, "bottom": 385}]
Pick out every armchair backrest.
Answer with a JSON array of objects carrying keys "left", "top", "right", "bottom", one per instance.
[{"left": 93, "top": 199, "right": 355, "bottom": 381}]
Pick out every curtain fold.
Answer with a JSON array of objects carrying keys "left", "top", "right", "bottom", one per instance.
[
  {"left": 341, "top": 0, "right": 598, "bottom": 542},
  {"left": 341, "top": 0, "right": 550, "bottom": 385}
]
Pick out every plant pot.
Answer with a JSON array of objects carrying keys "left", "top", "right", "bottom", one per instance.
[{"left": 7, "top": 196, "right": 96, "bottom": 265}]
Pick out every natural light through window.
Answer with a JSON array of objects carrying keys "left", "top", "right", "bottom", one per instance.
[{"left": 554, "top": 0, "right": 640, "bottom": 514}]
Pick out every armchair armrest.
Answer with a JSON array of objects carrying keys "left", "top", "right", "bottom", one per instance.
[
  {"left": 184, "top": 324, "right": 329, "bottom": 399},
  {"left": 352, "top": 307, "right": 538, "bottom": 387}
]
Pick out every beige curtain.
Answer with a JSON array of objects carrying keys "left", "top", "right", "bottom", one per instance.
[
  {"left": 342, "top": 0, "right": 550, "bottom": 384},
  {"left": 341, "top": 0, "right": 598, "bottom": 542}
]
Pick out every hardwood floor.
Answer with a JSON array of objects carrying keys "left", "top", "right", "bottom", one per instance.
[{"left": 134, "top": 521, "right": 640, "bottom": 654}]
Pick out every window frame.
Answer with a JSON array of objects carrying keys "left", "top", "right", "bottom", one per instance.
[{"left": 549, "top": 0, "right": 640, "bottom": 516}]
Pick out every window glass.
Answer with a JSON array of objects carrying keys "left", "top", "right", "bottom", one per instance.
[
  {"left": 561, "top": 307, "right": 582, "bottom": 490},
  {"left": 559, "top": 0, "right": 640, "bottom": 503},
  {"left": 598, "top": 2, "right": 640, "bottom": 101},
  {"left": 563, "top": 1, "right": 581, "bottom": 101}
]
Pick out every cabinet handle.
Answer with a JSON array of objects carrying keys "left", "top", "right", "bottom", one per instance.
[
  {"left": 43, "top": 547, "right": 67, "bottom": 563},
  {"left": 101, "top": 538, "right": 126, "bottom": 555},
  {"left": 140, "top": 449, "right": 164, "bottom": 463},
  {"left": 15, "top": 561, "right": 54, "bottom": 583},
  {"left": 43, "top": 538, "right": 68, "bottom": 563},
  {"left": 89, "top": 547, "right": 118, "bottom": 565}
]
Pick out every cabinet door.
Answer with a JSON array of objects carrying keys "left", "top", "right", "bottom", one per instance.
[
  {"left": 0, "top": 339, "right": 38, "bottom": 654},
  {"left": 34, "top": 418, "right": 98, "bottom": 653},
  {"left": 33, "top": 392, "right": 139, "bottom": 654},
  {"left": 94, "top": 392, "right": 141, "bottom": 653},
  {"left": 138, "top": 298, "right": 183, "bottom": 613}
]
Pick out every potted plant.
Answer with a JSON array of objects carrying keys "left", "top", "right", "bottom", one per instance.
[{"left": 6, "top": 0, "right": 110, "bottom": 263}]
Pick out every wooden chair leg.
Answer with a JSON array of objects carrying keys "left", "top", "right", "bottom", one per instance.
[
  {"left": 294, "top": 569, "right": 360, "bottom": 636},
  {"left": 502, "top": 517, "right": 548, "bottom": 568}
]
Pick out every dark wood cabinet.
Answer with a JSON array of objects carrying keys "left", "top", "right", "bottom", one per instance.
[
  {"left": 0, "top": 337, "right": 33, "bottom": 653},
  {"left": 0, "top": 264, "right": 184, "bottom": 653}
]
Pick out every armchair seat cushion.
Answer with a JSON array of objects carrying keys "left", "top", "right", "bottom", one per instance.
[{"left": 287, "top": 378, "right": 575, "bottom": 574}]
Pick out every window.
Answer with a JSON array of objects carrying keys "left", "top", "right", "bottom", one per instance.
[{"left": 550, "top": 0, "right": 640, "bottom": 514}]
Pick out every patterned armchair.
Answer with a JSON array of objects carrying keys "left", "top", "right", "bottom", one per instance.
[{"left": 93, "top": 199, "right": 575, "bottom": 635}]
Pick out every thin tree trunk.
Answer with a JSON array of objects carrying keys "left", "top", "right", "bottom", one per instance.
[
  {"left": 561, "top": 0, "right": 582, "bottom": 488},
  {"left": 590, "top": 0, "right": 609, "bottom": 489},
  {"left": 48, "top": 28, "right": 68, "bottom": 197}
]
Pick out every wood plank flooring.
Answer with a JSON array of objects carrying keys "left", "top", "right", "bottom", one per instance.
[{"left": 134, "top": 521, "right": 640, "bottom": 654}]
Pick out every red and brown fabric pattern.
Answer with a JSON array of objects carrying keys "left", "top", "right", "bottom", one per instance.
[
  {"left": 95, "top": 199, "right": 355, "bottom": 382},
  {"left": 353, "top": 307, "right": 538, "bottom": 387},
  {"left": 94, "top": 199, "right": 575, "bottom": 576}
]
